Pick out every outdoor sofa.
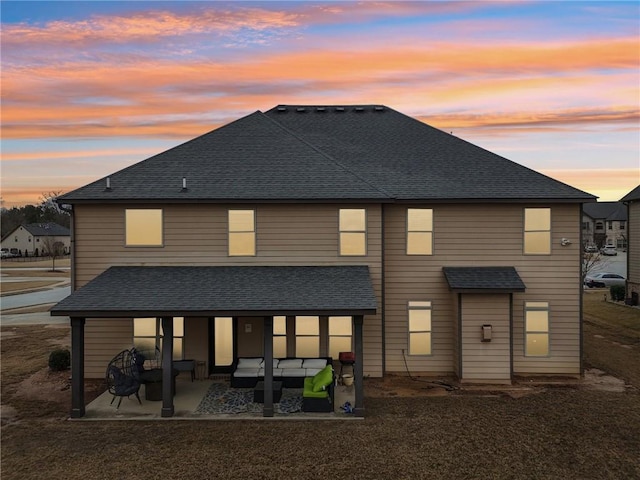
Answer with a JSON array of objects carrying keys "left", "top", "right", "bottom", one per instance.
[{"left": 231, "top": 357, "right": 333, "bottom": 388}]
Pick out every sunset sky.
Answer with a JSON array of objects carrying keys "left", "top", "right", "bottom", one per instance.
[{"left": 1, "top": 1, "right": 639, "bottom": 208}]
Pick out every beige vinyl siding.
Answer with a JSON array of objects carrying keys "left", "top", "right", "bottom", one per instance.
[
  {"left": 84, "top": 318, "right": 133, "bottom": 378},
  {"left": 384, "top": 203, "right": 582, "bottom": 377},
  {"left": 460, "top": 294, "right": 511, "bottom": 381},
  {"left": 74, "top": 204, "right": 383, "bottom": 378},
  {"left": 628, "top": 201, "right": 640, "bottom": 294}
]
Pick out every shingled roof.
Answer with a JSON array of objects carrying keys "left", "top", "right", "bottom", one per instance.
[
  {"left": 621, "top": 185, "right": 640, "bottom": 202},
  {"left": 59, "top": 105, "right": 595, "bottom": 204},
  {"left": 50, "top": 265, "right": 377, "bottom": 317},
  {"left": 23, "top": 222, "right": 70, "bottom": 237},
  {"left": 442, "top": 267, "right": 526, "bottom": 293},
  {"left": 582, "top": 202, "right": 627, "bottom": 221}
]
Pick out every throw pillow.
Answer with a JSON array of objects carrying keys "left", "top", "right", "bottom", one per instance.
[{"left": 312, "top": 365, "right": 333, "bottom": 392}]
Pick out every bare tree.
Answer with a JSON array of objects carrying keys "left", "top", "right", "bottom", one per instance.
[
  {"left": 582, "top": 251, "right": 608, "bottom": 284},
  {"left": 41, "top": 237, "right": 65, "bottom": 272}
]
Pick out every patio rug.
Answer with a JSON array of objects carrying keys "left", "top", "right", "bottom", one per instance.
[{"left": 194, "top": 382, "right": 303, "bottom": 415}]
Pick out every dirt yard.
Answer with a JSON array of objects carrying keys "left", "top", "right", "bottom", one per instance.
[{"left": 1, "top": 294, "right": 639, "bottom": 479}]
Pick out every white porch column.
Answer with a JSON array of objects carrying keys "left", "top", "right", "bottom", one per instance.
[
  {"left": 161, "top": 316, "right": 174, "bottom": 418},
  {"left": 263, "top": 316, "right": 274, "bottom": 417}
]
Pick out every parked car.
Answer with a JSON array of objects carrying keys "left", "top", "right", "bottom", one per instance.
[
  {"left": 600, "top": 245, "right": 617, "bottom": 256},
  {"left": 1, "top": 249, "right": 17, "bottom": 258},
  {"left": 584, "top": 245, "right": 598, "bottom": 253},
  {"left": 584, "top": 272, "right": 626, "bottom": 288}
]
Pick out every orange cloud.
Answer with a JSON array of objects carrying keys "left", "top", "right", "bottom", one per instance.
[{"left": 539, "top": 169, "right": 640, "bottom": 202}]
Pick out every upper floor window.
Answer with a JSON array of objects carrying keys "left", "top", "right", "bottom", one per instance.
[
  {"left": 407, "top": 208, "right": 433, "bottom": 255},
  {"left": 524, "top": 208, "right": 550, "bottom": 255},
  {"left": 408, "top": 301, "right": 432, "bottom": 355},
  {"left": 595, "top": 221, "right": 604, "bottom": 231},
  {"left": 607, "top": 221, "right": 613, "bottom": 230},
  {"left": 524, "top": 302, "right": 549, "bottom": 356},
  {"left": 339, "top": 208, "right": 366, "bottom": 256},
  {"left": 126, "top": 209, "right": 163, "bottom": 246},
  {"left": 228, "top": 209, "right": 255, "bottom": 256},
  {"left": 620, "top": 221, "right": 626, "bottom": 230}
]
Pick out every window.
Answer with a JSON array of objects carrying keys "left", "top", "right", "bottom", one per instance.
[
  {"left": 125, "top": 209, "right": 163, "bottom": 246},
  {"left": 407, "top": 208, "right": 433, "bottom": 255},
  {"left": 328, "top": 316, "right": 352, "bottom": 359},
  {"left": 295, "top": 316, "right": 319, "bottom": 357},
  {"left": 620, "top": 221, "right": 626, "bottom": 230},
  {"left": 525, "top": 302, "right": 549, "bottom": 356},
  {"left": 28, "top": 237, "right": 32, "bottom": 242},
  {"left": 228, "top": 209, "right": 255, "bottom": 256},
  {"left": 339, "top": 209, "right": 366, "bottom": 255},
  {"left": 607, "top": 221, "right": 613, "bottom": 230},
  {"left": 524, "top": 208, "right": 551, "bottom": 254},
  {"left": 273, "top": 316, "right": 287, "bottom": 358},
  {"left": 595, "top": 221, "right": 604, "bottom": 231},
  {"left": 408, "top": 301, "right": 432, "bottom": 355},
  {"left": 133, "top": 317, "right": 184, "bottom": 361}
]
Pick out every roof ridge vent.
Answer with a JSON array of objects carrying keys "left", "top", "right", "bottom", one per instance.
[
  {"left": 316, "top": 107, "right": 326, "bottom": 112},
  {"left": 354, "top": 107, "right": 364, "bottom": 112},
  {"left": 336, "top": 107, "right": 345, "bottom": 112},
  {"left": 277, "top": 106, "right": 287, "bottom": 112},
  {"left": 374, "top": 106, "right": 385, "bottom": 111},
  {"left": 296, "top": 107, "right": 306, "bottom": 112}
]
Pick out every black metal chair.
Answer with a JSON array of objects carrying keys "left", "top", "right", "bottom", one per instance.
[{"left": 106, "top": 349, "right": 142, "bottom": 408}]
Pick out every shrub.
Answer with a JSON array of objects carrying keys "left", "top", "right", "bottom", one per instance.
[
  {"left": 609, "top": 285, "right": 625, "bottom": 302},
  {"left": 48, "top": 349, "right": 71, "bottom": 371}
]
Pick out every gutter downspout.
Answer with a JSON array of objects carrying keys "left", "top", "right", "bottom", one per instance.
[{"left": 579, "top": 203, "right": 584, "bottom": 378}]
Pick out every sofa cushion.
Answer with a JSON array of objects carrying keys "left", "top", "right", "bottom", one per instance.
[
  {"left": 278, "top": 359, "right": 303, "bottom": 369},
  {"left": 303, "top": 377, "right": 329, "bottom": 398},
  {"left": 302, "top": 359, "right": 327, "bottom": 369},
  {"left": 305, "top": 368, "right": 324, "bottom": 377},
  {"left": 237, "top": 358, "right": 263, "bottom": 368},
  {"left": 233, "top": 368, "right": 260, "bottom": 378},
  {"left": 281, "top": 368, "right": 306, "bottom": 377},
  {"left": 312, "top": 365, "right": 333, "bottom": 392},
  {"left": 258, "top": 368, "right": 283, "bottom": 377}
]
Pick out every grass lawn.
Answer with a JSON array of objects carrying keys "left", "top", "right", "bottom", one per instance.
[{"left": 1, "top": 296, "right": 639, "bottom": 479}]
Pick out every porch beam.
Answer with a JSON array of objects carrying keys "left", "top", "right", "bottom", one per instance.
[
  {"left": 70, "top": 317, "right": 85, "bottom": 418},
  {"left": 263, "top": 316, "right": 274, "bottom": 417},
  {"left": 161, "top": 316, "right": 174, "bottom": 418},
  {"left": 353, "top": 315, "right": 365, "bottom": 417}
]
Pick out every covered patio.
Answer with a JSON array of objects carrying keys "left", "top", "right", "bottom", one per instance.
[{"left": 50, "top": 265, "right": 377, "bottom": 419}]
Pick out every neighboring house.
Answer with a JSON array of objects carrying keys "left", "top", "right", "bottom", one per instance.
[
  {"left": 582, "top": 202, "right": 628, "bottom": 250},
  {"left": 621, "top": 186, "right": 640, "bottom": 305},
  {"left": 51, "top": 105, "right": 596, "bottom": 418},
  {"left": 0, "top": 222, "right": 70, "bottom": 256}
]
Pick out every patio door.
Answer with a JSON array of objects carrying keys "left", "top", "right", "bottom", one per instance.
[{"left": 209, "top": 317, "right": 235, "bottom": 373}]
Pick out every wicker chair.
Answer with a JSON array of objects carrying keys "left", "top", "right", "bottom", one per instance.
[{"left": 106, "top": 349, "right": 142, "bottom": 408}]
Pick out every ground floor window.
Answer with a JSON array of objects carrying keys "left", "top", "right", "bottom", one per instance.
[
  {"left": 133, "top": 317, "right": 184, "bottom": 361},
  {"left": 408, "top": 301, "right": 432, "bottom": 355},
  {"left": 328, "top": 316, "right": 353, "bottom": 359},
  {"left": 273, "top": 316, "right": 287, "bottom": 358},
  {"left": 525, "top": 302, "right": 549, "bottom": 356},
  {"left": 295, "top": 316, "right": 320, "bottom": 357}
]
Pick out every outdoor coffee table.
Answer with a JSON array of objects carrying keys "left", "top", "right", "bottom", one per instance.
[{"left": 253, "top": 381, "right": 283, "bottom": 403}]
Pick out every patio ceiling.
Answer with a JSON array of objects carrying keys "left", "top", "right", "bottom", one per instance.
[{"left": 50, "top": 265, "right": 378, "bottom": 318}]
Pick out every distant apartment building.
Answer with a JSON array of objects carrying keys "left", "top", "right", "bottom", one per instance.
[{"left": 582, "top": 202, "right": 628, "bottom": 250}]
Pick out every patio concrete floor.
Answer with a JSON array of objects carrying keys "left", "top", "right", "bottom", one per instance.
[{"left": 79, "top": 377, "right": 360, "bottom": 421}]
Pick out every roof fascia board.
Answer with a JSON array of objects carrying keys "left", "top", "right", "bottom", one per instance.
[{"left": 51, "top": 308, "right": 377, "bottom": 317}]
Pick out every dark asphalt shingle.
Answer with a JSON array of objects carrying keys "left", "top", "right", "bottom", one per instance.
[
  {"left": 620, "top": 185, "right": 640, "bottom": 202},
  {"left": 583, "top": 202, "right": 627, "bottom": 221},
  {"left": 24, "top": 223, "right": 70, "bottom": 236},
  {"left": 50, "top": 265, "right": 377, "bottom": 317},
  {"left": 58, "top": 105, "right": 595, "bottom": 203},
  {"left": 442, "top": 267, "right": 526, "bottom": 292}
]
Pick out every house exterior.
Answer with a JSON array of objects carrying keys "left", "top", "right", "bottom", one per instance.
[
  {"left": 621, "top": 186, "right": 640, "bottom": 304},
  {"left": 51, "top": 105, "right": 596, "bottom": 418},
  {"left": 0, "top": 222, "right": 70, "bottom": 256},
  {"left": 582, "top": 202, "right": 628, "bottom": 250}
]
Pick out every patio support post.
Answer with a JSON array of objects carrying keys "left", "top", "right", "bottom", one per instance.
[
  {"left": 263, "top": 316, "right": 274, "bottom": 417},
  {"left": 70, "top": 317, "right": 85, "bottom": 418},
  {"left": 353, "top": 315, "right": 365, "bottom": 417},
  {"left": 161, "top": 316, "right": 174, "bottom": 418}
]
